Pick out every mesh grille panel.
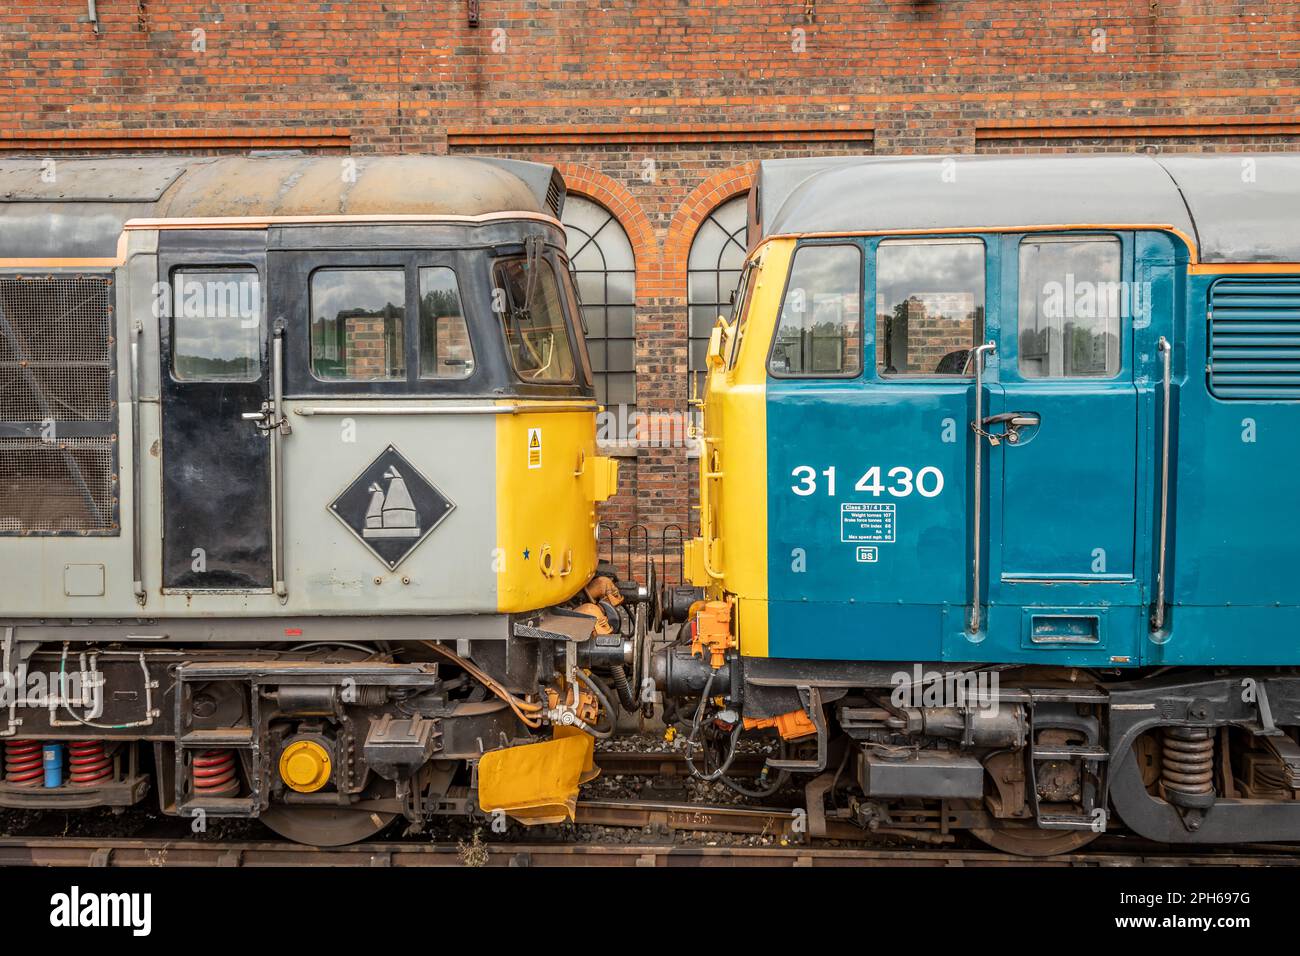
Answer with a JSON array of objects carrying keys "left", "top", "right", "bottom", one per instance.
[
  {"left": 0, "top": 365, "right": 113, "bottom": 422},
  {"left": 0, "top": 274, "right": 117, "bottom": 534},
  {"left": 0, "top": 274, "right": 114, "bottom": 421},
  {"left": 0, "top": 437, "right": 116, "bottom": 534}
]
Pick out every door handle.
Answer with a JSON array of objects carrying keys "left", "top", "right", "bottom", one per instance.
[
  {"left": 977, "top": 411, "right": 1039, "bottom": 445},
  {"left": 242, "top": 402, "right": 290, "bottom": 436}
]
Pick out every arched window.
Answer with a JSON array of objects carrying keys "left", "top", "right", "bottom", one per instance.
[
  {"left": 687, "top": 193, "right": 749, "bottom": 394},
  {"left": 562, "top": 196, "right": 636, "bottom": 412}
]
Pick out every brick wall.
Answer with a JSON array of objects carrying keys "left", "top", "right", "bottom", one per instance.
[
  {"left": 342, "top": 313, "right": 403, "bottom": 379},
  {"left": 3, "top": 0, "right": 1299, "bottom": 580}
]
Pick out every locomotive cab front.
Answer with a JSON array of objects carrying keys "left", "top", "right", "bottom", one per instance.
[
  {"left": 0, "top": 156, "right": 624, "bottom": 844},
  {"left": 665, "top": 154, "right": 1300, "bottom": 854}
]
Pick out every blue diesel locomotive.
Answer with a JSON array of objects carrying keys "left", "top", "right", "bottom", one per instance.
[{"left": 655, "top": 154, "right": 1300, "bottom": 854}]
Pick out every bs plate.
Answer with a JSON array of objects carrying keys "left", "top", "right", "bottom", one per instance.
[{"left": 328, "top": 445, "right": 455, "bottom": 571}]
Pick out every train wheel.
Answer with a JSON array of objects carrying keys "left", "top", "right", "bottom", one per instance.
[
  {"left": 967, "top": 822, "right": 1100, "bottom": 857},
  {"left": 259, "top": 807, "right": 399, "bottom": 847},
  {"left": 956, "top": 801, "right": 1101, "bottom": 857}
]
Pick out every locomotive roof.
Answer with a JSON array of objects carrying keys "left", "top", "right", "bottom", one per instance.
[
  {"left": 756, "top": 153, "right": 1300, "bottom": 264},
  {"left": 0, "top": 155, "right": 564, "bottom": 260}
]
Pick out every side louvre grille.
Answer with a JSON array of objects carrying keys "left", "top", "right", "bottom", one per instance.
[
  {"left": 545, "top": 173, "right": 565, "bottom": 220},
  {"left": 0, "top": 274, "right": 118, "bottom": 534},
  {"left": 1209, "top": 277, "right": 1300, "bottom": 400}
]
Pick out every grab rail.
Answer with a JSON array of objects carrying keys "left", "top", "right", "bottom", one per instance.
[
  {"left": 292, "top": 403, "right": 599, "bottom": 417},
  {"left": 966, "top": 341, "right": 996, "bottom": 634},
  {"left": 699, "top": 437, "right": 725, "bottom": 580},
  {"left": 270, "top": 327, "right": 289, "bottom": 602},
  {"left": 129, "top": 319, "right": 146, "bottom": 606},
  {"left": 1151, "top": 336, "right": 1172, "bottom": 632}
]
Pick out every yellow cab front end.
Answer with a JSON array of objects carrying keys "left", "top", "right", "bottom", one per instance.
[{"left": 684, "top": 237, "right": 797, "bottom": 659}]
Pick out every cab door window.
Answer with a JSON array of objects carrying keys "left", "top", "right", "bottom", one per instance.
[
  {"left": 1018, "top": 235, "right": 1122, "bottom": 378},
  {"left": 876, "top": 238, "right": 985, "bottom": 377},
  {"left": 171, "top": 268, "right": 262, "bottom": 382}
]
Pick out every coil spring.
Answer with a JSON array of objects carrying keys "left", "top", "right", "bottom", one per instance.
[
  {"left": 352, "top": 685, "right": 388, "bottom": 707},
  {"left": 3, "top": 740, "right": 43, "bottom": 787},
  {"left": 192, "top": 749, "right": 239, "bottom": 796},
  {"left": 1161, "top": 726, "right": 1215, "bottom": 797},
  {"left": 68, "top": 741, "right": 113, "bottom": 787}
]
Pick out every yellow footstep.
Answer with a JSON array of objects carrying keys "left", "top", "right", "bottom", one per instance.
[{"left": 478, "top": 731, "right": 597, "bottom": 825}]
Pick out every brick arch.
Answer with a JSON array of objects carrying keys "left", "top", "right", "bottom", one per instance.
[
  {"left": 656, "top": 161, "right": 756, "bottom": 298},
  {"left": 554, "top": 162, "right": 658, "bottom": 297}
]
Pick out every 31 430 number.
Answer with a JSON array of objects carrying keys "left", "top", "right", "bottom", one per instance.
[{"left": 789, "top": 465, "right": 944, "bottom": 498}]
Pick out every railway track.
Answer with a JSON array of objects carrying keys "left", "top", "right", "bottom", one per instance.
[
  {"left": 2, "top": 834, "right": 1298, "bottom": 867},
  {"left": 592, "top": 749, "right": 768, "bottom": 777},
  {"left": 576, "top": 796, "right": 872, "bottom": 841},
  {"left": 5, "top": 749, "right": 1299, "bottom": 866}
]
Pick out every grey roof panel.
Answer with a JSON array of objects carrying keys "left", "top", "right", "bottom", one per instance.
[
  {"left": 755, "top": 156, "right": 872, "bottom": 239},
  {"left": 758, "top": 153, "right": 1300, "bottom": 264},
  {"left": 0, "top": 157, "right": 195, "bottom": 203},
  {"left": 156, "top": 155, "right": 550, "bottom": 219},
  {"left": 760, "top": 155, "right": 1197, "bottom": 246},
  {"left": 0, "top": 156, "right": 561, "bottom": 260},
  {"left": 476, "top": 157, "right": 566, "bottom": 218},
  {"left": 1156, "top": 154, "right": 1300, "bottom": 263},
  {"left": 0, "top": 203, "right": 163, "bottom": 260}
]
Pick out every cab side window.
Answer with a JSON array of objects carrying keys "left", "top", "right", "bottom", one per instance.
[
  {"left": 876, "top": 238, "right": 985, "bottom": 377},
  {"left": 768, "top": 244, "right": 863, "bottom": 377},
  {"left": 418, "top": 267, "right": 474, "bottom": 379},
  {"left": 309, "top": 268, "right": 406, "bottom": 382},
  {"left": 725, "top": 260, "right": 757, "bottom": 369},
  {"left": 1018, "top": 235, "right": 1121, "bottom": 378},
  {"left": 496, "top": 258, "right": 577, "bottom": 383}
]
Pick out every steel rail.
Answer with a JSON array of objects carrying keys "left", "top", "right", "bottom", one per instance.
[
  {"left": 1, "top": 835, "right": 1298, "bottom": 868},
  {"left": 592, "top": 751, "right": 767, "bottom": 777}
]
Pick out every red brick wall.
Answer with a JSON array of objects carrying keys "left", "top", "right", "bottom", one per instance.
[{"left": 3, "top": 0, "right": 1299, "bottom": 579}]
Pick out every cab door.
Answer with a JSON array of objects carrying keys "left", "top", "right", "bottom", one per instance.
[
  {"left": 983, "top": 232, "right": 1152, "bottom": 663},
  {"left": 158, "top": 247, "right": 272, "bottom": 590}
]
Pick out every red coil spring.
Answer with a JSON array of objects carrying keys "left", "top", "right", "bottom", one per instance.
[
  {"left": 3, "top": 740, "right": 44, "bottom": 787},
  {"left": 192, "top": 749, "right": 239, "bottom": 796},
  {"left": 68, "top": 741, "right": 113, "bottom": 787}
]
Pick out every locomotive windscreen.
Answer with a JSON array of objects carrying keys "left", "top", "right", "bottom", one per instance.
[{"left": 0, "top": 274, "right": 118, "bottom": 535}]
